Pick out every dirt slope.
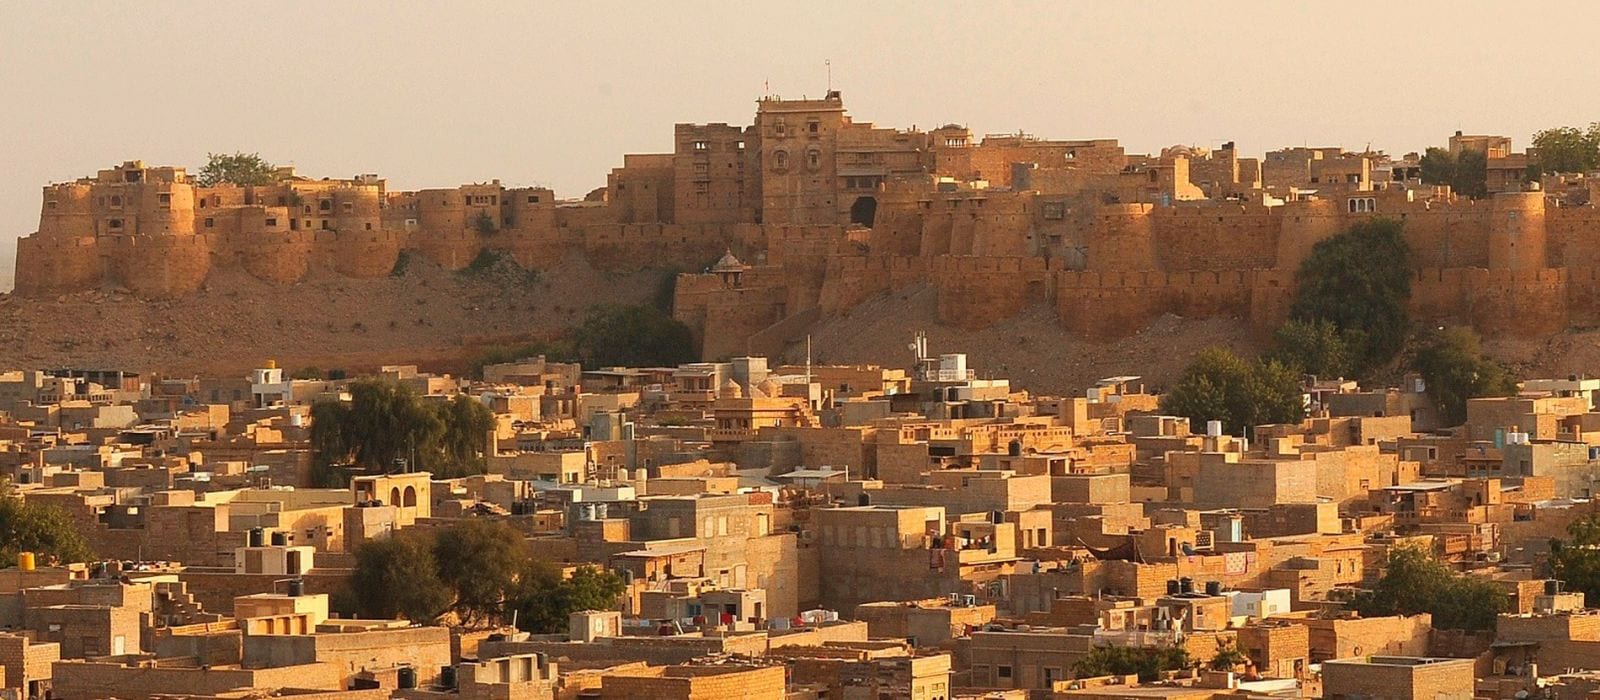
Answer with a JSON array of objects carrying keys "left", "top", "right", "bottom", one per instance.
[
  {"left": 786, "top": 285, "right": 1267, "bottom": 395},
  {"left": 0, "top": 253, "right": 669, "bottom": 377}
]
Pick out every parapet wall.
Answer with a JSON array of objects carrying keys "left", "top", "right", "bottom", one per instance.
[
  {"left": 17, "top": 183, "right": 1600, "bottom": 352},
  {"left": 102, "top": 234, "right": 213, "bottom": 298},
  {"left": 1055, "top": 269, "right": 1292, "bottom": 339}
]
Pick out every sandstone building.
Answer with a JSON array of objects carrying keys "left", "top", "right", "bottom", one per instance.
[{"left": 14, "top": 93, "right": 1600, "bottom": 360}]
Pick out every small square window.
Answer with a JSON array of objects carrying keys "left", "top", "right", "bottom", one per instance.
[
  {"left": 204, "top": 218, "right": 215, "bottom": 228},
  {"left": 159, "top": 193, "right": 171, "bottom": 206},
  {"left": 108, "top": 218, "right": 124, "bottom": 229},
  {"left": 265, "top": 218, "right": 277, "bottom": 226},
  {"left": 527, "top": 195, "right": 540, "bottom": 204}
]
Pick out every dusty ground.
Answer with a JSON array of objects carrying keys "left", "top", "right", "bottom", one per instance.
[
  {"left": 3, "top": 264, "right": 1591, "bottom": 390},
  {"left": 0, "top": 252, "right": 669, "bottom": 377},
  {"left": 786, "top": 285, "right": 1268, "bottom": 395}
]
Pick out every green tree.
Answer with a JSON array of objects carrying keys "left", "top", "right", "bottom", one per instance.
[
  {"left": 1412, "top": 328, "right": 1516, "bottom": 426},
  {"left": 309, "top": 399, "right": 353, "bottom": 487},
  {"left": 1073, "top": 645, "right": 1191, "bottom": 682},
  {"left": 1208, "top": 638, "right": 1247, "bottom": 672},
  {"left": 291, "top": 366, "right": 324, "bottom": 380},
  {"left": 1289, "top": 218, "right": 1412, "bottom": 373},
  {"left": 1160, "top": 348, "right": 1305, "bottom": 436},
  {"left": 435, "top": 395, "right": 495, "bottom": 476},
  {"left": 433, "top": 520, "right": 525, "bottom": 624},
  {"left": 311, "top": 379, "right": 503, "bottom": 484},
  {"left": 1348, "top": 543, "right": 1508, "bottom": 631},
  {"left": 572, "top": 304, "right": 697, "bottom": 368},
  {"left": 1418, "top": 148, "right": 1488, "bottom": 199},
  {"left": 1530, "top": 124, "right": 1600, "bottom": 175},
  {"left": 1551, "top": 514, "right": 1600, "bottom": 607},
  {"left": 195, "top": 152, "right": 277, "bottom": 187},
  {"left": 1419, "top": 147, "right": 1456, "bottom": 187},
  {"left": 1451, "top": 149, "right": 1489, "bottom": 199},
  {"left": 344, "top": 379, "right": 443, "bottom": 472},
  {"left": 0, "top": 490, "right": 92, "bottom": 565},
  {"left": 348, "top": 531, "right": 451, "bottom": 623},
  {"left": 509, "top": 562, "right": 627, "bottom": 633},
  {"left": 1271, "top": 318, "right": 1354, "bottom": 378}
]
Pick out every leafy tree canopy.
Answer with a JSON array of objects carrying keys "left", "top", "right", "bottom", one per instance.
[
  {"left": 1530, "top": 124, "right": 1600, "bottom": 175},
  {"left": 1418, "top": 147, "right": 1488, "bottom": 199},
  {"left": 310, "top": 379, "right": 494, "bottom": 485},
  {"left": 1289, "top": 218, "right": 1412, "bottom": 373},
  {"left": 196, "top": 152, "right": 277, "bottom": 187},
  {"left": 1411, "top": 328, "right": 1516, "bottom": 426},
  {"left": 1159, "top": 348, "right": 1305, "bottom": 436},
  {"left": 1347, "top": 543, "right": 1507, "bottom": 631},
  {"left": 511, "top": 562, "right": 628, "bottom": 634},
  {"left": 434, "top": 520, "right": 525, "bottom": 624},
  {"left": 572, "top": 304, "right": 697, "bottom": 368},
  {"left": 1074, "top": 645, "right": 1191, "bottom": 682},
  {"left": 0, "top": 489, "right": 93, "bottom": 566},
  {"left": 345, "top": 519, "right": 626, "bottom": 630},
  {"left": 1208, "top": 638, "right": 1247, "bottom": 672},
  {"left": 348, "top": 531, "right": 451, "bottom": 623},
  {"left": 1550, "top": 514, "right": 1600, "bottom": 607},
  {"left": 1270, "top": 318, "right": 1355, "bottom": 378}
]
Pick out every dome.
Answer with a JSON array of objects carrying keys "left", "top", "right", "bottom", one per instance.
[
  {"left": 757, "top": 378, "right": 783, "bottom": 399},
  {"left": 719, "top": 377, "right": 744, "bottom": 399}
]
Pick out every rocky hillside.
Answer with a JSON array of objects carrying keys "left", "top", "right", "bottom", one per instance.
[
  {"left": 0, "top": 252, "right": 670, "bottom": 378},
  {"left": 2, "top": 258, "right": 1594, "bottom": 393},
  {"left": 786, "top": 285, "right": 1269, "bottom": 394}
]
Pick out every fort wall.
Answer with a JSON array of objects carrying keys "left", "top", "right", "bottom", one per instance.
[
  {"left": 14, "top": 235, "right": 101, "bottom": 296},
  {"left": 104, "top": 234, "right": 212, "bottom": 298},
  {"left": 18, "top": 158, "right": 1600, "bottom": 354}
]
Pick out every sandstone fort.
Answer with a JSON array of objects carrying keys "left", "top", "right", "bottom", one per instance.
[{"left": 14, "top": 92, "right": 1598, "bottom": 359}]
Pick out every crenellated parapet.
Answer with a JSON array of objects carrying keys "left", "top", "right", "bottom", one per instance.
[{"left": 18, "top": 157, "right": 1600, "bottom": 353}]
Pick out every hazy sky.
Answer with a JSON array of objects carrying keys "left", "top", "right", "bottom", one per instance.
[{"left": 5, "top": 1, "right": 1600, "bottom": 291}]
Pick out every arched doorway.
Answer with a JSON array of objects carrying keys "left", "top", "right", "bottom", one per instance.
[{"left": 849, "top": 196, "right": 877, "bottom": 227}]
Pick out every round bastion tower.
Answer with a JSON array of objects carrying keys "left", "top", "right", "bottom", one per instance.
[
  {"left": 416, "top": 188, "right": 466, "bottom": 234},
  {"left": 414, "top": 187, "right": 482, "bottom": 269},
  {"left": 136, "top": 179, "right": 197, "bottom": 235},
  {"left": 15, "top": 183, "right": 101, "bottom": 296},
  {"left": 332, "top": 185, "right": 382, "bottom": 233},
  {"left": 37, "top": 183, "right": 96, "bottom": 238},
  {"left": 330, "top": 184, "right": 398, "bottom": 278},
  {"left": 1488, "top": 190, "right": 1547, "bottom": 270}
]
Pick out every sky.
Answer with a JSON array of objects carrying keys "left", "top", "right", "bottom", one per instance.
[{"left": 5, "top": 1, "right": 1600, "bottom": 292}]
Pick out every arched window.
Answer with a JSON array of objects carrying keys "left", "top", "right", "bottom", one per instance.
[
  {"left": 402, "top": 485, "right": 417, "bottom": 507},
  {"left": 772, "top": 150, "right": 789, "bottom": 172},
  {"left": 388, "top": 487, "right": 401, "bottom": 506}
]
